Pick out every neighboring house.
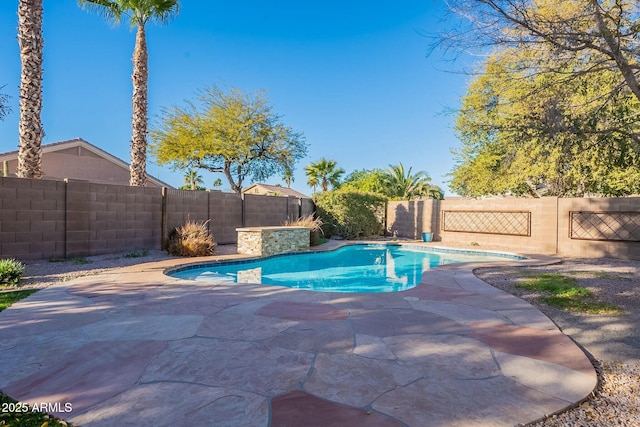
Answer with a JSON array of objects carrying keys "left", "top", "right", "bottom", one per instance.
[
  {"left": 0, "top": 138, "right": 171, "bottom": 187},
  {"left": 242, "top": 183, "right": 309, "bottom": 198}
]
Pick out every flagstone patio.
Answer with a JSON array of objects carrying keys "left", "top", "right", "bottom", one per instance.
[{"left": 0, "top": 248, "right": 597, "bottom": 426}]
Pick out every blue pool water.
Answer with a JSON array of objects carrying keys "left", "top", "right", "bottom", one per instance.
[{"left": 169, "top": 244, "right": 523, "bottom": 293}]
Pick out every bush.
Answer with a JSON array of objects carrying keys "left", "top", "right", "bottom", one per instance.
[
  {"left": 124, "top": 249, "right": 149, "bottom": 258},
  {"left": 0, "top": 259, "right": 26, "bottom": 287},
  {"left": 284, "top": 213, "right": 324, "bottom": 246},
  {"left": 167, "top": 220, "right": 216, "bottom": 257},
  {"left": 314, "top": 190, "right": 387, "bottom": 240}
]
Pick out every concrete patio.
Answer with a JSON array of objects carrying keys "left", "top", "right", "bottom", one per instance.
[{"left": 0, "top": 248, "right": 597, "bottom": 426}]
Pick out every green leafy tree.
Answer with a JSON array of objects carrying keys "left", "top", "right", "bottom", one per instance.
[
  {"left": 180, "top": 168, "right": 205, "bottom": 190},
  {"left": 341, "top": 169, "right": 388, "bottom": 194},
  {"left": 436, "top": 1, "right": 640, "bottom": 197},
  {"left": 17, "top": 0, "right": 44, "bottom": 179},
  {"left": 212, "top": 178, "right": 223, "bottom": 190},
  {"left": 426, "top": 185, "right": 444, "bottom": 200},
  {"left": 450, "top": 50, "right": 640, "bottom": 197},
  {"left": 79, "top": 0, "right": 180, "bottom": 186},
  {"left": 315, "top": 190, "right": 387, "bottom": 239},
  {"left": 305, "top": 158, "right": 344, "bottom": 193},
  {"left": 150, "top": 85, "right": 307, "bottom": 193},
  {"left": 341, "top": 166, "right": 443, "bottom": 200}
]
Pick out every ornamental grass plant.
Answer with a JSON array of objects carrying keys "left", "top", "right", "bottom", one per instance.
[
  {"left": 284, "top": 214, "right": 325, "bottom": 246},
  {"left": 167, "top": 220, "right": 216, "bottom": 257}
]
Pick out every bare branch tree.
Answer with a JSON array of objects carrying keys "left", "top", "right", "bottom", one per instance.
[{"left": 433, "top": 0, "right": 640, "bottom": 100}]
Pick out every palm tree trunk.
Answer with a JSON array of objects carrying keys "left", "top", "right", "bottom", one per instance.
[
  {"left": 17, "top": 0, "right": 44, "bottom": 179},
  {"left": 130, "top": 24, "right": 148, "bottom": 186}
]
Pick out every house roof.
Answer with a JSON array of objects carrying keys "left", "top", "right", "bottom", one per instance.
[
  {"left": 243, "top": 183, "right": 310, "bottom": 198},
  {"left": 0, "top": 138, "right": 172, "bottom": 187}
]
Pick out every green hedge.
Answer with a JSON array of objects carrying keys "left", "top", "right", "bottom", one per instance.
[{"left": 314, "top": 190, "right": 387, "bottom": 240}]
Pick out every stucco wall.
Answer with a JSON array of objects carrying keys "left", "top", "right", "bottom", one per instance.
[
  {"left": 557, "top": 197, "right": 640, "bottom": 259},
  {"left": 387, "top": 196, "right": 640, "bottom": 259}
]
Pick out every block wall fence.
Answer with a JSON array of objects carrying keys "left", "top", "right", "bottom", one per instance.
[
  {"left": 0, "top": 177, "right": 314, "bottom": 261},
  {"left": 4, "top": 173, "right": 639, "bottom": 261},
  {"left": 387, "top": 197, "right": 640, "bottom": 260}
]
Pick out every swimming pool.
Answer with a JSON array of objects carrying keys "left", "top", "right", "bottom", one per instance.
[{"left": 169, "top": 244, "right": 523, "bottom": 293}]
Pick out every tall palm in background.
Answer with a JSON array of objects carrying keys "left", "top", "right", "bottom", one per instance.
[
  {"left": 183, "top": 168, "right": 204, "bottom": 190},
  {"left": 17, "top": 0, "right": 44, "bottom": 179},
  {"left": 383, "top": 163, "right": 432, "bottom": 199},
  {"left": 78, "top": 0, "right": 179, "bottom": 187},
  {"left": 307, "top": 175, "right": 319, "bottom": 194},
  {"left": 305, "top": 158, "right": 344, "bottom": 193},
  {"left": 282, "top": 166, "right": 294, "bottom": 188}
]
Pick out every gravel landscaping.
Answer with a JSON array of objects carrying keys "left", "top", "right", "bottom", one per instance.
[{"left": 9, "top": 249, "right": 640, "bottom": 426}]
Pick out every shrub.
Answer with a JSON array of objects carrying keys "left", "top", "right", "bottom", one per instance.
[
  {"left": 314, "top": 190, "right": 387, "bottom": 240},
  {"left": 167, "top": 220, "right": 216, "bottom": 257},
  {"left": 124, "top": 249, "right": 149, "bottom": 258},
  {"left": 284, "top": 213, "right": 324, "bottom": 246},
  {"left": 0, "top": 259, "right": 26, "bottom": 287}
]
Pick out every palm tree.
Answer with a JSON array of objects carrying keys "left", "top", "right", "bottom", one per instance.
[
  {"left": 17, "top": 0, "right": 44, "bottom": 179},
  {"left": 212, "top": 178, "right": 223, "bottom": 190},
  {"left": 78, "top": 0, "right": 179, "bottom": 187},
  {"left": 427, "top": 185, "right": 444, "bottom": 200},
  {"left": 305, "top": 158, "right": 344, "bottom": 193},
  {"left": 307, "top": 174, "right": 319, "bottom": 194},
  {"left": 282, "top": 167, "right": 294, "bottom": 188},
  {"left": 382, "top": 163, "right": 432, "bottom": 200},
  {"left": 183, "top": 168, "right": 204, "bottom": 190}
]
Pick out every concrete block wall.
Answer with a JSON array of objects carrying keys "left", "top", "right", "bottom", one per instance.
[
  {"left": 65, "top": 181, "right": 163, "bottom": 257},
  {"left": 287, "top": 197, "right": 301, "bottom": 222},
  {"left": 244, "top": 194, "right": 290, "bottom": 227},
  {"left": 301, "top": 198, "right": 315, "bottom": 217},
  {"left": 156, "top": 191, "right": 311, "bottom": 248},
  {"left": 209, "top": 191, "right": 242, "bottom": 244},
  {"left": 0, "top": 177, "right": 312, "bottom": 260},
  {"left": 4, "top": 172, "right": 640, "bottom": 260},
  {"left": 165, "top": 188, "right": 210, "bottom": 230},
  {"left": 0, "top": 177, "right": 66, "bottom": 260}
]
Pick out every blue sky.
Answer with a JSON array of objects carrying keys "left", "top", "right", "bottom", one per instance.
[{"left": 0, "top": 0, "right": 470, "bottom": 195}]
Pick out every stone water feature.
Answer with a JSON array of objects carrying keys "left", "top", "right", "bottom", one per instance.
[{"left": 236, "top": 226, "right": 310, "bottom": 257}]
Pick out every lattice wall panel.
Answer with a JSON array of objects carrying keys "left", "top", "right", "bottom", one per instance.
[
  {"left": 442, "top": 211, "right": 531, "bottom": 236},
  {"left": 570, "top": 211, "right": 640, "bottom": 242}
]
